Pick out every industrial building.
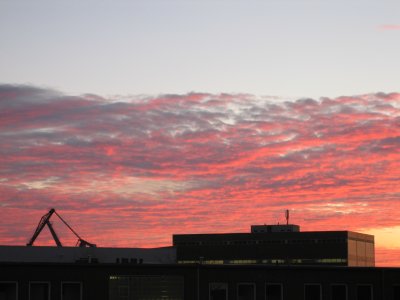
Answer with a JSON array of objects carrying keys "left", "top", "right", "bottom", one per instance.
[{"left": 173, "top": 224, "right": 375, "bottom": 267}]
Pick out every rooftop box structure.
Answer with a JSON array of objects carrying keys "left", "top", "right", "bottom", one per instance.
[{"left": 251, "top": 224, "right": 300, "bottom": 233}]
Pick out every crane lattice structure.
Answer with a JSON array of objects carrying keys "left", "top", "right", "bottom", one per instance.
[{"left": 27, "top": 208, "right": 96, "bottom": 248}]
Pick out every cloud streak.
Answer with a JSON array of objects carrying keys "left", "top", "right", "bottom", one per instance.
[
  {"left": 0, "top": 84, "right": 399, "bottom": 265},
  {"left": 380, "top": 24, "right": 400, "bottom": 30}
]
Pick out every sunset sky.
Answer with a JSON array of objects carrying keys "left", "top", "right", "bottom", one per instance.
[{"left": 1, "top": 0, "right": 400, "bottom": 266}]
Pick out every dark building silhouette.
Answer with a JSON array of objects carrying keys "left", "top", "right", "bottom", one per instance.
[
  {"left": 0, "top": 224, "right": 392, "bottom": 300},
  {"left": 173, "top": 224, "right": 375, "bottom": 267}
]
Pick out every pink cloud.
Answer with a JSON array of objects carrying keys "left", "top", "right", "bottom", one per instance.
[{"left": 0, "top": 84, "right": 400, "bottom": 265}]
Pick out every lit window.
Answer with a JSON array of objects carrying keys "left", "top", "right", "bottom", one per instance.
[
  {"left": 316, "top": 258, "right": 347, "bottom": 264},
  {"left": 271, "top": 259, "right": 285, "bottom": 264},
  {"left": 177, "top": 260, "right": 197, "bottom": 264},
  {"left": 204, "top": 260, "right": 224, "bottom": 265}
]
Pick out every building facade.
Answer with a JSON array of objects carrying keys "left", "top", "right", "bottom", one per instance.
[
  {"left": 1, "top": 262, "right": 400, "bottom": 300},
  {"left": 173, "top": 225, "right": 374, "bottom": 267}
]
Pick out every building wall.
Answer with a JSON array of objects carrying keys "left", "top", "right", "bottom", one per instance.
[
  {"left": 1, "top": 263, "right": 399, "bottom": 300},
  {"left": 0, "top": 245, "right": 176, "bottom": 264},
  {"left": 174, "top": 231, "right": 374, "bottom": 266},
  {"left": 347, "top": 233, "right": 375, "bottom": 267}
]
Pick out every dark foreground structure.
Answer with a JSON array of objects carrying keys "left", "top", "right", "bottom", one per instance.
[
  {"left": 173, "top": 225, "right": 375, "bottom": 267},
  {"left": 0, "top": 217, "right": 396, "bottom": 300},
  {"left": 1, "top": 262, "right": 400, "bottom": 300}
]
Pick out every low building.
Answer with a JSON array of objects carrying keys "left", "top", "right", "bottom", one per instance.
[{"left": 0, "top": 245, "right": 175, "bottom": 264}]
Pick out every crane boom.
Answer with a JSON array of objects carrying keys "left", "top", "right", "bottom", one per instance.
[
  {"left": 27, "top": 208, "right": 62, "bottom": 246},
  {"left": 47, "top": 220, "right": 63, "bottom": 247},
  {"left": 26, "top": 208, "right": 96, "bottom": 247}
]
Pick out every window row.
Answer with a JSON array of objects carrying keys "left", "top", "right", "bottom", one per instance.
[
  {"left": 0, "top": 281, "right": 82, "bottom": 300},
  {"left": 109, "top": 275, "right": 184, "bottom": 299},
  {"left": 177, "top": 238, "right": 347, "bottom": 246},
  {"left": 177, "top": 258, "right": 347, "bottom": 265},
  {"left": 3, "top": 280, "right": 400, "bottom": 300},
  {"left": 209, "top": 282, "right": 400, "bottom": 300}
]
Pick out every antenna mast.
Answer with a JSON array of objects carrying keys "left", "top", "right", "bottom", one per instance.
[{"left": 285, "top": 209, "right": 289, "bottom": 225}]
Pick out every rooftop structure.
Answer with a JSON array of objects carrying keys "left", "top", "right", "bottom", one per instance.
[{"left": 251, "top": 224, "right": 300, "bottom": 233}]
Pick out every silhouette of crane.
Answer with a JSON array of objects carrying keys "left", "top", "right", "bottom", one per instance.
[{"left": 27, "top": 208, "right": 96, "bottom": 247}]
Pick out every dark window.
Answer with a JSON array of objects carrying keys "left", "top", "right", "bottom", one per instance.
[
  {"left": 331, "top": 285, "right": 347, "bottom": 300},
  {"left": 62, "top": 282, "right": 81, "bottom": 300},
  {"left": 304, "top": 284, "right": 321, "bottom": 300},
  {"left": 357, "top": 285, "right": 372, "bottom": 300},
  {"left": 0, "top": 282, "right": 17, "bottom": 300},
  {"left": 210, "top": 283, "right": 228, "bottom": 300},
  {"left": 118, "top": 286, "right": 129, "bottom": 300},
  {"left": 29, "top": 282, "right": 49, "bottom": 300},
  {"left": 266, "top": 284, "right": 282, "bottom": 300},
  {"left": 394, "top": 286, "right": 400, "bottom": 300},
  {"left": 238, "top": 283, "right": 255, "bottom": 300}
]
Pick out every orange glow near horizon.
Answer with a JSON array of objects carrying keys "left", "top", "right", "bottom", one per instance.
[{"left": 0, "top": 85, "right": 399, "bottom": 266}]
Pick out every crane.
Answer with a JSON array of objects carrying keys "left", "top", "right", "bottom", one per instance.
[{"left": 27, "top": 208, "right": 96, "bottom": 247}]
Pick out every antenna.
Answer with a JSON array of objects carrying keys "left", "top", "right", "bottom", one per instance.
[{"left": 285, "top": 209, "right": 289, "bottom": 225}]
